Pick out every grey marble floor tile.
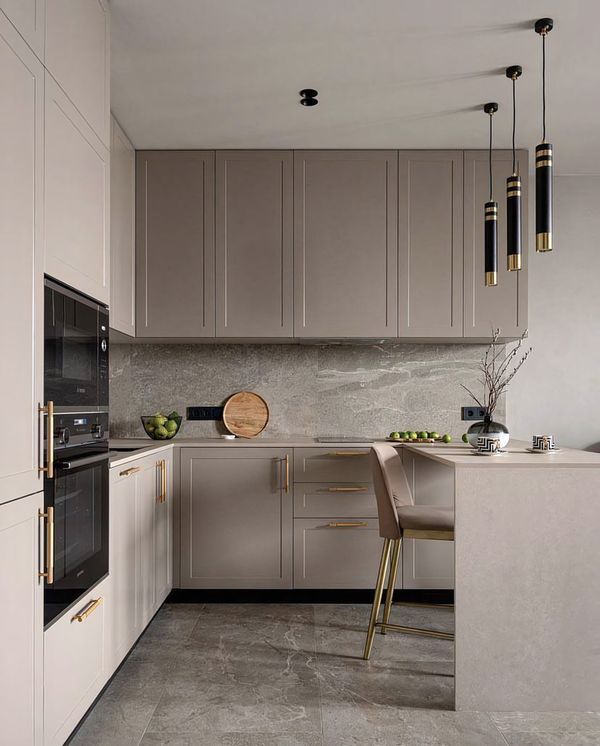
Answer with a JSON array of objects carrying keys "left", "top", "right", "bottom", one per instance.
[
  {"left": 141, "top": 733, "right": 323, "bottom": 745},
  {"left": 140, "top": 604, "right": 207, "bottom": 646},
  {"left": 313, "top": 603, "right": 454, "bottom": 663},
  {"left": 490, "top": 711, "right": 600, "bottom": 745}
]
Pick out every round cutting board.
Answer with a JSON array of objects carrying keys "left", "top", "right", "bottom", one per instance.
[{"left": 222, "top": 391, "right": 270, "bottom": 438}]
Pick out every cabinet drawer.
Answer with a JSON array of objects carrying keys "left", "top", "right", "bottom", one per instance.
[
  {"left": 294, "top": 518, "right": 387, "bottom": 588},
  {"left": 294, "top": 482, "right": 377, "bottom": 518},
  {"left": 293, "top": 448, "right": 372, "bottom": 483},
  {"left": 44, "top": 581, "right": 108, "bottom": 746}
]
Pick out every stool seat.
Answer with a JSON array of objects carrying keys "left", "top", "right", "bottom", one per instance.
[{"left": 397, "top": 505, "right": 454, "bottom": 533}]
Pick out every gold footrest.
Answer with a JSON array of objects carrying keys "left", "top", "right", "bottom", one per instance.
[
  {"left": 375, "top": 622, "right": 454, "bottom": 640},
  {"left": 393, "top": 601, "right": 454, "bottom": 609}
]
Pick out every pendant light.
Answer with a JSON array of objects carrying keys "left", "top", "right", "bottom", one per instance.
[
  {"left": 484, "top": 102, "right": 498, "bottom": 287},
  {"left": 506, "top": 65, "right": 523, "bottom": 271},
  {"left": 535, "top": 18, "right": 554, "bottom": 252}
]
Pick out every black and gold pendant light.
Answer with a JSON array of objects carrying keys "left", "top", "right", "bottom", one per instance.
[
  {"left": 506, "top": 65, "right": 523, "bottom": 271},
  {"left": 534, "top": 17, "right": 554, "bottom": 252},
  {"left": 484, "top": 102, "right": 498, "bottom": 287}
]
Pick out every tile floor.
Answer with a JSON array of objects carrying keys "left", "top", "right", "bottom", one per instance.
[{"left": 70, "top": 604, "right": 600, "bottom": 745}]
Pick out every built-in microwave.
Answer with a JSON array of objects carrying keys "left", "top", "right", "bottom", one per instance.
[{"left": 44, "top": 278, "right": 109, "bottom": 412}]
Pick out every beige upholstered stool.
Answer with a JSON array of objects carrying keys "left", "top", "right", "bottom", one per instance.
[{"left": 363, "top": 444, "right": 455, "bottom": 660}]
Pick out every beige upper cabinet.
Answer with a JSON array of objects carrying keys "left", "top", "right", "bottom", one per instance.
[
  {"left": 44, "top": 0, "right": 109, "bottom": 147},
  {"left": 216, "top": 151, "right": 293, "bottom": 337},
  {"left": 136, "top": 151, "right": 216, "bottom": 337},
  {"left": 110, "top": 116, "right": 135, "bottom": 335},
  {"left": 464, "top": 149, "right": 528, "bottom": 338},
  {"left": 398, "top": 151, "right": 464, "bottom": 337},
  {"left": 0, "top": 15, "right": 44, "bottom": 505},
  {"left": 44, "top": 72, "right": 109, "bottom": 304},
  {"left": 0, "top": 492, "right": 44, "bottom": 746},
  {"left": 0, "top": 0, "right": 45, "bottom": 60},
  {"left": 294, "top": 150, "right": 398, "bottom": 338}
]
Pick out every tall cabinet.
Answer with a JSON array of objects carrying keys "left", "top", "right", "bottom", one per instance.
[
  {"left": 0, "top": 11, "right": 44, "bottom": 505},
  {"left": 464, "top": 149, "right": 528, "bottom": 338},
  {"left": 293, "top": 150, "right": 398, "bottom": 338},
  {"left": 0, "top": 0, "right": 45, "bottom": 59}
]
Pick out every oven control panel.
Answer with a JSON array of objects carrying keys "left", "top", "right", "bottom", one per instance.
[{"left": 52, "top": 413, "right": 109, "bottom": 450}]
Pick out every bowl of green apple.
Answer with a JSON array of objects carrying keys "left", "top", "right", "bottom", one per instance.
[{"left": 141, "top": 411, "right": 182, "bottom": 440}]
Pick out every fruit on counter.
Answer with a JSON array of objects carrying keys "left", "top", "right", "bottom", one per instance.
[
  {"left": 442, "top": 434, "right": 452, "bottom": 443},
  {"left": 408, "top": 431, "right": 418, "bottom": 440},
  {"left": 429, "top": 431, "right": 440, "bottom": 439},
  {"left": 462, "top": 433, "right": 469, "bottom": 443},
  {"left": 418, "top": 431, "right": 429, "bottom": 440},
  {"left": 154, "top": 425, "right": 169, "bottom": 439},
  {"left": 167, "top": 410, "right": 181, "bottom": 421},
  {"left": 399, "top": 431, "right": 409, "bottom": 440},
  {"left": 151, "top": 413, "right": 167, "bottom": 428},
  {"left": 389, "top": 431, "right": 401, "bottom": 440},
  {"left": 141, "top": 410, "right": 182, "bottom": 440},
  {"left": 165, "top": 419, "right": 178, "bottom": 434}
]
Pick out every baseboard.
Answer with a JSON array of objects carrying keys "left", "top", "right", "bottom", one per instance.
[{"left": 167, "top": 588, "right": 454, "bottom": 604}]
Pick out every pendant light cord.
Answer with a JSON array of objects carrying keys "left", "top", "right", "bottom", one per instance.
[
  {"left": 488, "top": 112, "right": 493, "bottom": 201},
  {"left": 542, "top": 32, "right": 546, "bottom": 142},
  {"left": 512, "top": 77, "right": 516, "bottom": 175}
]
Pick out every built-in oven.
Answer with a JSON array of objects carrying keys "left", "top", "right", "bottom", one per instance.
[
  {"left": 41, "top": 412, "right": 109, "bottom": 627},
  {"left": 44, "top": 277, "right": 109, "bottom": 412}
]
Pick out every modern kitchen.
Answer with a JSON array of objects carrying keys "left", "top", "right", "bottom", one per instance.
[{"left": 2, "top": 2, "right": 600, "bottom": 745}]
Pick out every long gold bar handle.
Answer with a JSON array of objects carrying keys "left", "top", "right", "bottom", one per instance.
[
  {"left": 284, "top": 454, "right": 290, "bottom": 493},
  {"left": 328, "top": 451, "right": 369, "bottom": 457},
  {"left": 71, "top": 597, "right": 103, "bottom": 623},
  {"left": 38, "top": 401, "right": 54, "bottom": 479},
  {"left": 119, "top": 466, "right": 141, "bottom": 478},
  {"left": 327, "top": 521, "right": 368, "bottom": 528},
  {"left": 38, "top": 506, "right": 54, "bottom": 584},
  {"left": 326, "top": 486, "right": 368, "bottom": 493},
  {"left": 159, "top": 459, "right": 167, "bottom": 502}
]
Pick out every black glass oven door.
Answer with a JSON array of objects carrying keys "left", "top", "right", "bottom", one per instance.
[{"left": 44, "top": 452, "right": 108, "bottom": 626}]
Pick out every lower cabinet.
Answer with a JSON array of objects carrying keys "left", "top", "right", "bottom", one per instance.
[
  {"left": 401, "top": 449, "right": 455, "bottom": 590},
  {"left": 0, "top": 491, "right": 43, "bottom": 746},
  {"left": 180, "top": 447, "right": 292, "bottom": 588},
  {"left": 107, "top": 449, "right": 173, "bottom": 672},
  {"left": 44, "top": 580, "right": 109, "bottom": 746}
]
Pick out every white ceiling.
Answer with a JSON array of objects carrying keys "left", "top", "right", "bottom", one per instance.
[{"left": 111, "top": 0, "right": 600, "bottom": 174}]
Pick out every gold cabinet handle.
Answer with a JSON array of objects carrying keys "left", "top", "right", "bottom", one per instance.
[
  {"left": 327, "top": 521, "right": 368, "bottom": 528},
  {"left": 71, "top": 597, "right": 103, "bottom": 623},
  {"left": 38, "top": 401, "right": 54, "bottom": 479},
  {"left": 157, "top": 459, "right": 167, "bottom": 502},
  {"left": 328, "top": 451, "right": 369, "bottom": 457},
  {"left": 326, "top": 486, "right": 368, "bottom": 492},
  {"left": 38, "top": 506, "right": 54, "bottom": 584},
  {"left": 119, "top": 466, "right": 141, "bottom": 477}
]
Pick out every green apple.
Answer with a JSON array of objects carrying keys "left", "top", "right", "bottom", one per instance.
[
  {"left": 442, "top": 434, "right": 452, "bottom": 443},
  {"left": 429, "top": 431, "right": 440, "bottom": 440},
  {"left": 462, "top": 433, "right": 469, "bottom": 443},
  {"left": 154, "top": 425, "right": 168, "bottom": 439},
  {"left": 399, "top": 431, "right": 409, "bottom": 440},
  {"left": 389, "top": 431, "right": 401, "bottom": 440},
  {"left": 418, "top": 431, "right": 428, "bottom": 440},
  {"left": 152, "top": 415, "right": 167, "bottom": 428},
  {"left": 165, "top": 419, "right": 178, "bottom": 433},
  {"left": 409, "top": 431, "right": 418, "bottom": 440}
]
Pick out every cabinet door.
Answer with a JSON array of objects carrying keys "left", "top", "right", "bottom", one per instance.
[
  {"left": 293, "top": 447, "right": 372, "bottom": 483},
  {"left": 464, "top": 150, "right": 528, "bottom": 338},
  {"left": 216, "top": 151, "right": 293, "bottom": 337},
  {"left": 401, "top": 450, "right": 454, "bottom": 590},
  {"left": 110, "top": 116, "right": 135, "bottom": 335},
  {"left": 154, "top": 452, "right": 173, "bottom": 608},
  {"left": 107, "top": 466, "right": 138, "bottom": 672},
  {"left": 44, "top": 0, "right": 109, "bottom": 146},
  {"left": 0, "top": 492, "right": 43, "bottom": 746},
  {"left": 44, "top": 580, "right": 108, "bottom": 746},
  {"left": 294, "top": 518, "right": 385, "bottom": 589},
  {"left": 44, "top": 72, "right": 109, "bottom": 304},
  {"left": 136, "top": 151, "right": 215, "bottom": 337},
  {"left": 180, "top": 448, "right": 292, "bottom": 588},
  {"left": 136, "top": 458, "right": 159, "bottom": 629},
  {"left": 294, "top": 151, "right": 398, "bottom": 338},
  {"left": 0, "top": 0, "right": 45, "bottom": 60},
  {"left": 0, "top": 15, "right": 44, "bottom": 504},
  {"left": 398, "top": 151, "right": 463, "bottom": 337}
]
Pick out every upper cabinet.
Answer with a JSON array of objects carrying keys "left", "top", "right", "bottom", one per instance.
[
  {"left": 110, "top": 116, "right": 135, "bottom": 336},
  {"left": 0, "top": 14, "right": 44, "bottom": 504},
  {"left": 136, "top": 151, "right": 215, "bottom": 337},
  {"left": 398, "top": 151, "right": 463, "bottom": 337},
  {"left": 44, "top": 0, "right": 109, "bottom": 147},
  {"left": 44, "top": 72, "right": 109, "bottom": 304},
  {"left": 216, "top": 151, "right": 293, "bottom": 337},
  {"left": 464, "top": 150, "right": 528, "bottom": 338},
  {"left": 294, "top": 150, "right": 398, "bottom": 338},
  {"left": 0, "top": 0, "right": 45, "bottom": 60}
]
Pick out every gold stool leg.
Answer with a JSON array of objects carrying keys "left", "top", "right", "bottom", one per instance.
[
  {"left": 363, "top": 538, "right": 391, "bottom": 660},
  {"left": 380, "top": 538, "right": 401, "bottom": 635}
]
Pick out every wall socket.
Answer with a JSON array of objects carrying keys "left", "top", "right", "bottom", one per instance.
[
  {"left": 187, "top": 406, "right": 224, "bottom": 421},
  {"left": 461, "top": 405, "right": 488, "bottom": 421}
]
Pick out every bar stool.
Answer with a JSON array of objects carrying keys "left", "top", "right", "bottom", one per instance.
[{"left": 363, "top": 444, "right": 454, "bottom": 660}]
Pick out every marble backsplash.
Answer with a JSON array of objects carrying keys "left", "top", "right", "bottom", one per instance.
[{"left": 109, "top": 343, "right": 504, "bottom": 440}]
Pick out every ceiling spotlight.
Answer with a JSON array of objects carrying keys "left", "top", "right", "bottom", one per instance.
[{"left": 300, "top": 89, "right": 318, "bottom": 106}]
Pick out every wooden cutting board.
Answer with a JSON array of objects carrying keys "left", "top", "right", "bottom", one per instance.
[{"left": 222, "top": 391, "right": 270, "bottom": 438}]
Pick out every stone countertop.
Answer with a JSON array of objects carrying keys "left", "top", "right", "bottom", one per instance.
[{"left": 109, "top": 441, "right": 174, "bottom": 468}]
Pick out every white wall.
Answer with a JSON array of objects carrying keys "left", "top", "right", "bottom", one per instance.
[{"left": 509, "top": 176, "right": 600, "bottom": 451}]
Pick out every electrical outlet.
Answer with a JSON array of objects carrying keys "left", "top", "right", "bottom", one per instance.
[
  {"left": 187, "top": 406, "right": 224, "bottom": 421},
  {"left": 461, "top": 405, "right": 488, "bottom": 421}
]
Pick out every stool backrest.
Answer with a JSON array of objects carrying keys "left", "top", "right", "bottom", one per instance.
[{"left": 370, "top": 444, "right": 414, "bottom": 539}]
